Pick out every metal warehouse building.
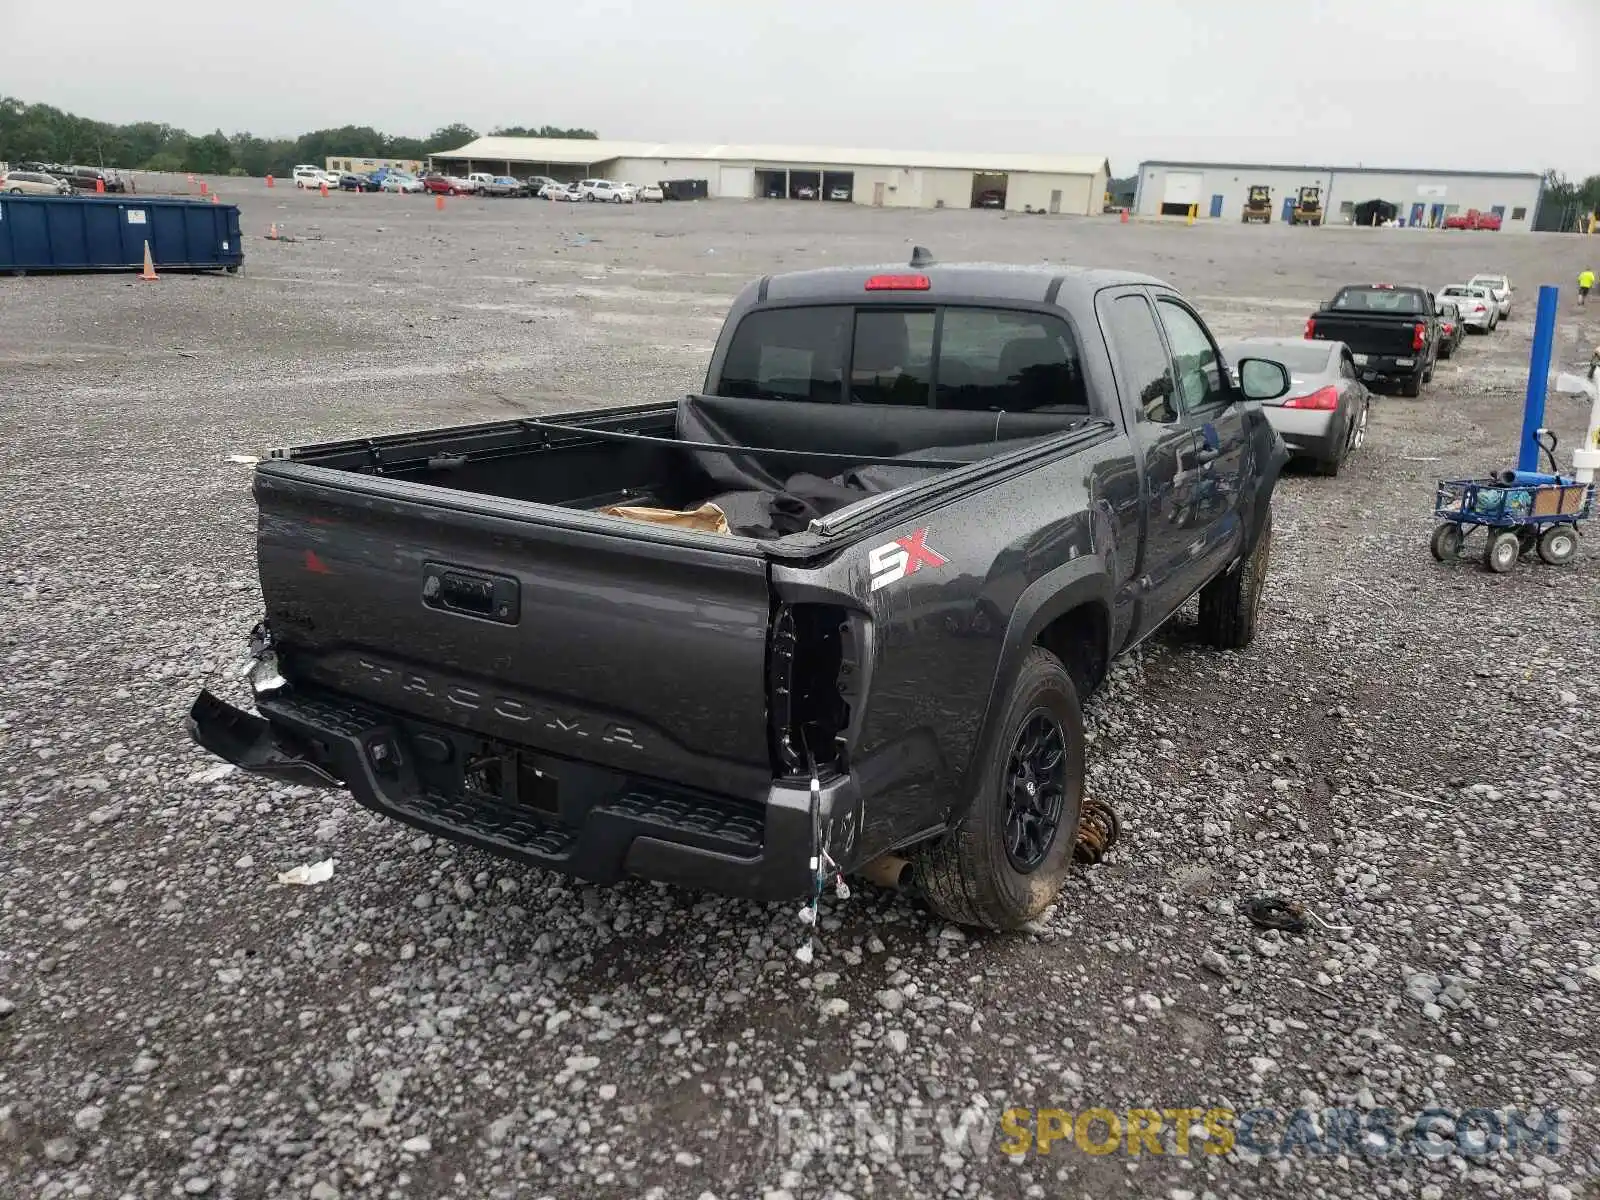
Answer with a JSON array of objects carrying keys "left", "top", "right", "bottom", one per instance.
[
  {"left": 1134, "top": 161, "right": 1544, "bottom": 231},
  {"left": 432, "top": 137, "right": 1110, "bottom": 213}
]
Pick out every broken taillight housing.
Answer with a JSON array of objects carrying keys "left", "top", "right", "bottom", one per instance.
[{"left": 768, "top": 604, "right": 859, "bottom": 776}]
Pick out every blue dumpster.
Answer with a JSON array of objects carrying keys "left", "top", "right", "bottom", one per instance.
[{"left": 0, "top": 195, "right": 243, "bottom": 274}]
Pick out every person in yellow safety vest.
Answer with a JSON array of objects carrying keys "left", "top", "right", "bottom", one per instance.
[{"left": 1580, "top": 268, "right": 1595, "bottom": 306}]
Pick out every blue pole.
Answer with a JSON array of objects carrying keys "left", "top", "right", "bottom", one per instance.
[{"left": 1519, "top": 285, "right": 1560, "bottom": 472}]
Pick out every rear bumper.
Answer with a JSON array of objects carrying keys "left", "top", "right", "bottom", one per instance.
[
  {"left": 188, "top": 688, "right": 848, "bottom": 902},
  {"left": 1353, "top": 355, "right": 1422, "bottom": 381},
  {"left": 1263, "top": 409, "right": 1341, "bottom": 461}
]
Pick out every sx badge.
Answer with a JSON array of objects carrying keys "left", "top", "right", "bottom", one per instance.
[{"left": 867, "top": 528, "right": 948, "bottom": 592}]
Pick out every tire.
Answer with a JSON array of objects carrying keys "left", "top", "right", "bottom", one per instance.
[
  {"left": 1197, "top": 506, "right": 1272, "bottom": 649},
  {"left": 1424, "top": 360, "right": 1434, "bottom": 384},
  {"left": 1483, "top": 529, "right": 1520, "bottom": 573},
  {"left": 915, "top": 647, "right": 1084, "bottom": 931},
  {"left": 1315, "top": 453, "right": 1341, "bottom": 478},
  {"left": 1537, "top": 525, "right": 1579, "bottom": 566},
  {"left": 1439, "top": 340, "right": 1453, "bottom": 360},
  {"left": 7, "top": 187, "right": 22, "bottom": 194},
  {"left": 1401, "top": 370, "right": 1423, "bottom": 398},
  {"left": 1430, "top": 523, "right": 1464, "bottom": 561}
]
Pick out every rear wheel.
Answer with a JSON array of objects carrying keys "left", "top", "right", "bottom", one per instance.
[
  {"left": 916, "top": 648, "right": 1083, "bottom": 930},
  {"left": 1430, "top": 523, "right": 1464, "bottom": 561},
  {"left": 1197, "top": 507, "right": 1272, "bottom": 648},
  {"left": 1401, "top": 369, "right": 1423, "bottom": 398},
  {"left": 1538, "top": 525, "right": 1579, "bottom": 566}
]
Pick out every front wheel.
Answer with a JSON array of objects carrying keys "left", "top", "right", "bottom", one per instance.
[
  {"left": 1483, "top": 529, "right": 1520, "bottom": 573},
  {"left": 915, "top": 648, "right": 1084, "bottom": 931},
  {"left": 1538, "top": 525, "right": 1579, "bottom": 566},
  {"left": 1197, "top": 507, "right": 1271, "bottom": 649}
]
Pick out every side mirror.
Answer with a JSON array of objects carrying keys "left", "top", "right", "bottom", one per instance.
[{"left": 1236, "top": 357, "right": 1291, "bottom": 402}]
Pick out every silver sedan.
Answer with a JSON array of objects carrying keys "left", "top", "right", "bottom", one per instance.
[
  {"left": 1438, "top": 284, "right": 1497, "bottom": 332},
  {"left": 1222, "top": 336, "right": 1371, "bottom": 477}
]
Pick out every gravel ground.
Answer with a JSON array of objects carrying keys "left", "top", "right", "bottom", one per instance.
[{"left": 2, "top": 192, "right": 1599, "bottom": 1200}]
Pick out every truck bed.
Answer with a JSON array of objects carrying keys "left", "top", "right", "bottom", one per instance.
[{"left": 268, "top": 393, "right": 1095, "bottom": 541}]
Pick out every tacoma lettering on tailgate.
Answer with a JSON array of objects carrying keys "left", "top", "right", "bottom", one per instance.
[{"left": 355, "top": 659, "right": 645, "bottom": 750}]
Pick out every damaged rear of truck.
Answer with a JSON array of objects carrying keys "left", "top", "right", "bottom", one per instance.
[{"left": 191, "top": 258, "right": 1288, "bottom": 929}]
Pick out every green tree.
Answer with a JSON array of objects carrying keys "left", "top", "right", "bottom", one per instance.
[
  {"left": 489, "top": 125, "right": 598, "bottom": 140},
  {"left": 424, "top": 123, "right": 479, "bottom": 153},
  {"left": 0, "top": 97, "right": 599, "bottom": 174}
]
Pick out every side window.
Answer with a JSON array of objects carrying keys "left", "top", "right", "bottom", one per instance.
[
  {"left": 936, "top": 308, "right": 1088, "bottom": 413},
  {"left": 1340, "top": 354, "right": 1357, "bottom": 380},
  {"left": 1156, "top": 300, "right": 1228, "bottom": 414},
  {"left": 716, "top": 306, "right": 850, "bottom": 403},
  {"left": 1102, "top": 295, "right": 1179, "bottom": 424},
  {"left": 849, "top": 310, "right": 935, "bottom": 406}
]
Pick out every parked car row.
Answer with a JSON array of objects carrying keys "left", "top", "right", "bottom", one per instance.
[
  {"left": 1218, "top": 272, "right": 1512, "bottom": 478},
  {"left": 4, "top": 163, "right": 130, "bottom": 194},
  {"left": 286, "top": 165, "right": 671, "bottom": 203}
]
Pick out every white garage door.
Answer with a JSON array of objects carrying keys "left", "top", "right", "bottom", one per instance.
[
  {"left": 717, "top": 166, "right": 754, "bottom": 199},
  {"left": 1162, "top": 172, "right": 1203, "bottom": 208}
]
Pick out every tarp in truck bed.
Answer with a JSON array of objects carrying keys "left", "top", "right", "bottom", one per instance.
[{"left": 673, "top": 393, "right": 1091, "bottom": 536}]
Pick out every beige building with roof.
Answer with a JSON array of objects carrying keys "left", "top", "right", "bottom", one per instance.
[{"left": 430, "top": 137, "right": 1110, "bottom": 213}]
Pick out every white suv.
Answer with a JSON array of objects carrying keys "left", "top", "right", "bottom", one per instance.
[
  {"left": 293, "top": 165, "right": 335, "bottom": 189},
  {"left": 580, "top": 179, "right": 636, "bottom": 203}
]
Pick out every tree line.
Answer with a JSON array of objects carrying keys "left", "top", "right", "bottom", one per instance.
[
  {"left": 0, "top": 97, "right": 597, "bottom": 177},
  {"left": 1537, "top": 170, "right": 1600, "bottom": 232}
]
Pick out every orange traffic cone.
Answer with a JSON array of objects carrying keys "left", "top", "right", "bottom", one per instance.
[
  {"left": 267, "top": 223, "right": 279, "bottom": 240},
  {"left": 199, "top": 181, "right": 208, "bottom": 196},
  {"left": 210, "top": 193, "right": 219, "bottom": 205},
  {"left": 95, "top": 177, "right": 105, "bottom": 194},
  {"left": 139, "top": 240, "right": 158, "bottom": 281},
  {"left": 435, "top": 194, "right": 445, "bottom": 211},
  {"left": 266, "top": 174, "right": 274, "bottom": 188},
  {"left": 1120, "top": 208, "right": 1129, "bottom": 224},
  {"left": 319, "top": 181, "right": 328, "bottom": 198}
]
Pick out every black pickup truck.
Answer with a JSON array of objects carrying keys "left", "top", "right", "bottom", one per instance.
[
  {"left": 189, "top": 254, "right": 1293, "bottom": 930},
  {"left": 1305, "top": 283, "right": 1440, "bottom": 397}
]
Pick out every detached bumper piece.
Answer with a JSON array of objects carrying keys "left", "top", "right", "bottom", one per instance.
[{"left": 186, "top": 686, "right": 838, "bottom": 901}]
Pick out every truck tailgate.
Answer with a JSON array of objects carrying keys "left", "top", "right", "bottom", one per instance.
[
  {"left": 1310, "top": 314, "right": 1421, "bottom": 357},
  {"left": 253, "top": 468, "right": 775, "bottom": 799}
]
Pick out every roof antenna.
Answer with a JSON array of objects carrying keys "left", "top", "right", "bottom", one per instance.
[{"left": 909, "top": 245, "right": 935, "bottom": 268}]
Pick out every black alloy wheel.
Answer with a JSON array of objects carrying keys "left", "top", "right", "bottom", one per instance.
[{"left": 1003, "top": 710, "right": 1069, "bottom": 872}]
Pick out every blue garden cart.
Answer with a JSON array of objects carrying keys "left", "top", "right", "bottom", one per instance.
[{"left": 1430, "top": 470, "right": 1593, "bottom": 573}]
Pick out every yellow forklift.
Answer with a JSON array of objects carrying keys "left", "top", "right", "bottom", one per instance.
[
  {"left": 1290, "top": 185, "right": 1324, "bottom": 226},
  {"left": 1242, "top": 184, "right": 1272, "bottom": 223}
]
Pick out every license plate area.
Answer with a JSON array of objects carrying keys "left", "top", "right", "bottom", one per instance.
[{"left": 463, "top": 748, "right": 560, "bottom": 818}]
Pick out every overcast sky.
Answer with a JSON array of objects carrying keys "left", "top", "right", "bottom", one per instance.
[{"left": 4, "top": 0, "right": 1593, "bottom": 175}]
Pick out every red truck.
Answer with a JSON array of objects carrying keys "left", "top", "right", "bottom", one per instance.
[{"left": 1443, "top": 208, "right": 1502, "bottom": 232}]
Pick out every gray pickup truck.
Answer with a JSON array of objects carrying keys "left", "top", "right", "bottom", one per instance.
[{"left": 190, "top": 252, "right": 1292, "bottom": 929}]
